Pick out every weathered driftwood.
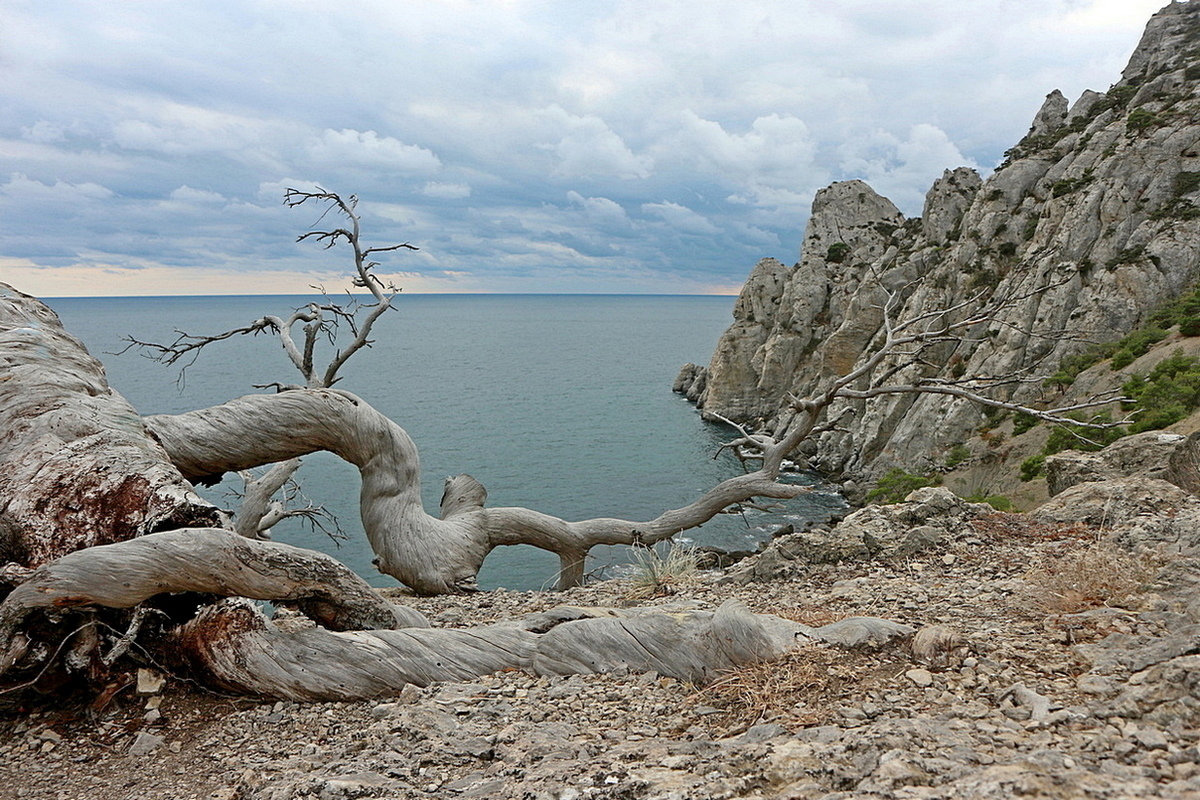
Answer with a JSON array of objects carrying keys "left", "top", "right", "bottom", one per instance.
[
  {"left": 0, "top": 284, "right": 221, "bottom": 569},
  {"left": 0, "top": 525, "right": 912, "bottom": 702},
  {"left": 0, "top": 283, "right": 922, "bottom": 703},
  {"left": 172, "top": 599, "right": 899, "bottom": 702},
  {"left": 0, "top": 528, "right": 414, "bottom": 640},
  {"left": 146, "top": 390, "right": 811, "bottom": 593}
]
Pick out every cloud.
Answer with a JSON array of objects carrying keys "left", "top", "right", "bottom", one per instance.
[
  {"left": 305, "top": 129, "right": 442, "bottom": 173},
  {"left": 0, "top": 0, "right": 1172, "bottom": 293},
  {"left": 0, "top": 260, "right": 474, "bottom": 297},
  {"left": 2, "top": 172, "right": 114, "bottom": 202},
  {"left": 642, "top": 201, "right": 721, "bottom": 236},
  {"left": 669, "top": 111, "right": 817, "bottom": 186},
  {"left": 168, "top": 185, "right": 226, "bottom": 204},
  {"left": 567, "top": 191, "right": 630, "bottom": 227},
  {"left": 110, "top": 104, "right": 279, "bottom": 158},
  {"left": 837, "top": 123, "right": 977, "bottom": 215},
  {"left": 21, "top": 121, "right": 65, "bottom": 143},
  {"left": 540, "top": 106, "right": 652, "bottom": 180},
  {"left": 421, "top": 181, "right": 472, "bottom": 199}
]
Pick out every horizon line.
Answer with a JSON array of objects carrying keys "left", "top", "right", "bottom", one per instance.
[{"left": 42, "top": 291, "right": 741, "bottom": 300}]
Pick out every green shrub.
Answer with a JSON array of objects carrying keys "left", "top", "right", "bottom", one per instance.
[
  {"left": 1130, "top": 402, "right": 1189, "bottom": 433},
  {"left": 1173, "top": 171, "right": 1200, "bottom": 196},
  {"left": 1180, "top": 317, "right": 1200, "bottom": 336},
  {"left": 969, "top": 269, "right": 1000, "bottom": 291},
  {"left": 867, "top": 468, "right": 940, "bottom": 504},
  {"left": 1153, "top": 199, "right": 1200, "bottom": 220},
  {"left": 1108, "top": 326, "right": 1167, "bottom": 370},
  {"left": 826, "top": 243, "right": 851, "bottom": 263},
  {"left": 1152, "top": 173, "right": 1200, "bottom": 219},
  {"left": 1052, "top": 177, "right": 1083, "bottom": 197},
  {"left": 1122, "top": 350, "right": 1200, "bottom": 433},
  {"left": 1043, "top": 412, "right": 1125, "bottom": 456},
  {"left": 982, "top": 406, "right": 1009, "bottom": 429},
  {"left": 965, "top": 493, "right": 1014, "bottom": 512},
  {"left": 944, "top": 444, "right": 971, "bottom": 470},
  {"left": 1020, "top": 454, "right": 1046, "bottom": 481},
  {"left": 1108, "top": 85, "right": 1138, "bottom": 108},
  {"left": 1044, "top": 343, "right": 1119, "bottom": 388},
  {"left": 1127, "top": 107, "right": 1159, "bottom": 132},
  {"left": 1111, "top": 348, "right": 1137, "bottom": 370},
  {"left": 1013, "top": 411, "right": 1040, "bottom": 435},
  {"left": 1108, "top": 246, "right": 1145, "bottom": 267}
]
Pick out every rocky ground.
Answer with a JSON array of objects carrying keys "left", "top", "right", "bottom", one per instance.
[{"left": 4, "top": 485, "right": 1200, "bottom": 800}]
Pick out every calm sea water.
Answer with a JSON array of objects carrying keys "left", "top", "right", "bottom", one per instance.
[{"left": 50, "top": 294, "right": 845, "bottom": 590}]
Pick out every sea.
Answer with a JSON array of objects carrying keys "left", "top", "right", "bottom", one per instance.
[{"left": 49, "top": 294, "right": 846, "bottom": 590}]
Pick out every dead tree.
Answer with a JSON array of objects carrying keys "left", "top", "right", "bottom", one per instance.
[
  {"left": 0, "top": 281, "right": 914, "bottom": 701},
  {"left": 126, "top": 188, "right": 414, "bottom": 539}
]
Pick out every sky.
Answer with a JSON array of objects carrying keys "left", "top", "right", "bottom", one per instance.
[{"left": 0, "top": 0, "right": 1176, "bottom": 297}]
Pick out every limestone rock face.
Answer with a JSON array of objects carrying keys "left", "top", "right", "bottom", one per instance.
[
  {"left": 685, "top": 1, "right": 1200, "bottom": 481},
  {"left": 1028, "top": 90, "right": 1070, "bottom": 139}
]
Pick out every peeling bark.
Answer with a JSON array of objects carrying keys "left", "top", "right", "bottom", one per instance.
[{"left": 0, "top": 528, "right": 416, "bottom": 651}]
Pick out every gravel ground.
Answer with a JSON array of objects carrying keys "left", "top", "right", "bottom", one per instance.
[{"left": 3, "top": 510, "right": 1199, "bottom": 800}]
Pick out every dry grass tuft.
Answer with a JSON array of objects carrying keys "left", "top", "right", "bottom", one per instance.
[
  {"left": 693, "top": 644, "right": 905, "bottom": 734},
  {"left": 623, "top": 542, "right": 701, "bottom": 602},
  {"left": 1022, "top": 540, "right": 1165, "bottom": 614},
  {"left": 970, "top": 513, "right": 1092, "bottom": 542}
]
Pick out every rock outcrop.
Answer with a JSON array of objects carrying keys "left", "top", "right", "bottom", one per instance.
[{"left": 684, "top": 1, "right": 1200, "bottom": 482}]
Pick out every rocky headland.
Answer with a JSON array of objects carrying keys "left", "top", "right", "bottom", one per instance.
[{"left": 676, "top": 0, "right": 1200, "bottom": 503}]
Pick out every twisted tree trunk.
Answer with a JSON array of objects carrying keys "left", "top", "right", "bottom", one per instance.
[
  {"left": 0, "top": 282, "right": 913, "bottom": 703},
  {"left": 145, "top": 391, "right": 810, "bottom": 593}
]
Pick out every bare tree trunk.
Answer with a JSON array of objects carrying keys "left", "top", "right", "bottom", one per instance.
[
  {"left": 0, "top": 282, "right": 918, "bottom": 703},
  {"left": 166, "top": 598, "right": 816, "bottom": 701},
  {"left": 145, "top": 391, "right": 810, "bottom": 594},
  {"left": 0, "top": 284, "right": 221, "bottom": 570}
]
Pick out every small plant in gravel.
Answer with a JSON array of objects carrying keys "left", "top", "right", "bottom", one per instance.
[
  {"left": 624, "top": 542, "right": 701, "bottom": 601},
  {"left": 696, "top": 643, "right": 901, "bottom": 733}
]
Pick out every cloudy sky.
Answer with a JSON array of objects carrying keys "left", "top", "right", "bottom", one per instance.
[{"left": 0, "top": 0, "right": 1173, "bottom": 296}]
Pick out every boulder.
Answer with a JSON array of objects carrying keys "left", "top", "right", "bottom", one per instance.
[
  {"left": 1034, "top": 477, "right": 1193, "bottom": 528},
  {"left": 725, "top": 487, "right": 984, "bottom": 584},
  {"left": 1045, "top": 432, "right": 1187, "bottom": 497}
]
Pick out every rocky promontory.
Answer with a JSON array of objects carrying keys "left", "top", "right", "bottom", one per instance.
[{"left": 681, "top": 0, "right": 1200, "bottom": 487}]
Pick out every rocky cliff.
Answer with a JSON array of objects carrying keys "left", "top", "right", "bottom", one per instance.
[{"left": 680, "top": 0, "right": 1200, "bottom": 482}]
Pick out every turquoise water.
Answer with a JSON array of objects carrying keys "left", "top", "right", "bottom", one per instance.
[{"left": 50, "top": 294, "right": 845, "bottom": 589}]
